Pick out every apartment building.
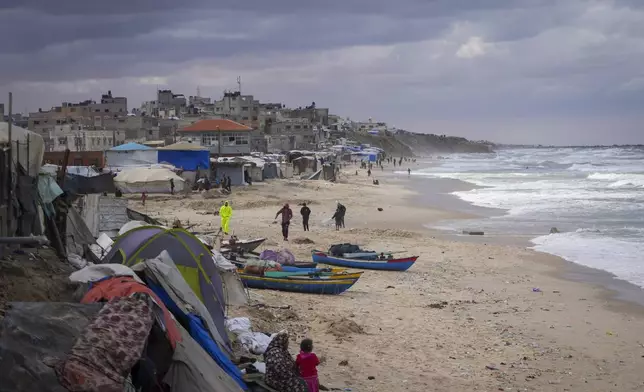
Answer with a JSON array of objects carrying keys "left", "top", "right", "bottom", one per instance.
[
  {"left": 140, "top": 89, "right": 187, "bottom": 118},
  {"left": 178, "top": 119, "right": 253, "bottom": 156},
  {"left": 213, "top": 91, "right": 260, "bottom": 129},
  {"left": 48, "top": 124, "right": 126, "bottom": 152}
]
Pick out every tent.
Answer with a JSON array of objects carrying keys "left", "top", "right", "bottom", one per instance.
[
  {"left": 114, "top": 167, "right": 185, "bottom": 193},
  {"left": 134, "top": 253, "right": 247, "bottom": 390},
  {"left": 100, "top": 226, "right": 246, "bottom": 354},
  {"left": 105, "top": 142, "right": 158, "bottom": 168},
  {"left": 157, "top": 142, "right": 210, "bottom": 171}
]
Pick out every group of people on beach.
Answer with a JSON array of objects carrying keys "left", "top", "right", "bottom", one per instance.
[{"left": 218, "top": 200, "right": 347, "bottom": 241}]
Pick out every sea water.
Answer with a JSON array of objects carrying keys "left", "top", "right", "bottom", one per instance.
[{"left": 406, "top": 147, "right": 644, "bottom": 288}]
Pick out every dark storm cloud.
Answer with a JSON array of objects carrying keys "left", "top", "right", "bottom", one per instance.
[{"left": 1, "top": 0, "right": 643, "bottom": 144}]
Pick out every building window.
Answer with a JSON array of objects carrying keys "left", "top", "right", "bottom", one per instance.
[
  {"left": 95, "top": 109, "right": 100, "bottom": 112},
  {"left": 286, "top": 126, "right": 292, "bottom": 130},
  {"left": 242, "top": 117, "right": 249, "bottom": 120},
  {"left": 242, "top": 107, "right": 249, "bottom": 111},
  {"left": 252, "top": 116, "right": 258, "bottom": 121},
  {"left": 33, "top": 120, "right": 40, "bottom": 125}
]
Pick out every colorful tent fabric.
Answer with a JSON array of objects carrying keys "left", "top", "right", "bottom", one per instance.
[
  {"left": 54, "top": 295, "right": 154, "bottom": 392},
  {"left": 134, "top": 252, "right": 229, "bottom": 360},
  {"left": 81, "top": 276, "right": 181, "bottom": 348},
  {"left": 100, "top": 226, "right": 235, "bottom": 353}
]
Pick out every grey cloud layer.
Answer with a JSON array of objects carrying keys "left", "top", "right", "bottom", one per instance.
[{"left": 1, "top": 0, "right": 643, "bottom": 143}]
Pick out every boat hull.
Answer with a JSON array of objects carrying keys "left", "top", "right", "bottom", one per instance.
[
  {"left": 222, "top": 238, "right": 266, "bottom": 252},
  {"left": 263, "top": 271, "right": 363, "bottom": 280},
  {"left": 239, "top": 274, "right": 358, "bottom": 294},
  {"left": 311, "top": 252, "right": 417, "bottom": 271}
]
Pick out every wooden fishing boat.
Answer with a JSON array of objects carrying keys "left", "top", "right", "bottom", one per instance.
[
  {"left": 221, "top": 237, "right": 266, "bottom": 253},
  {"left": 238, "top": 274, "right": 359, "bottom": 295},
  {"left": 312, "top": 251, "right": 417, "bottom": 271},
  {"left": 263, "top": 270, "right": 363, "bottom": 280}
]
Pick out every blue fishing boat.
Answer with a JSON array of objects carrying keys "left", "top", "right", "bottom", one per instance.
[
  {"left": 238, "top": 274, "right": 359, "bottom": 295},
  {"left": 312, "top": 251, "right": 417, "bottom": 271}
]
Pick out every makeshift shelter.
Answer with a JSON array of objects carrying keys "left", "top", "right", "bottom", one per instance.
[
  {"left": 212, "top": 159, "right": 248, "bottom": 186},
  {"left": 0, "top": 122, "right": 44, "bottom": 176},
  {"left": 100, "top": 226, "right": 246, "bottom": 354},
  {"left": 105, "top": 142, "right": 158, "bottom": 168},
  {"left": 114, "top": 167, "right": 185, "bottom": 193},
  {"left": 262, "top": 162, "right": 279, "bottom": 179},
  {"left": 157, "top": 142, "right": 210, "bottom": 171}
]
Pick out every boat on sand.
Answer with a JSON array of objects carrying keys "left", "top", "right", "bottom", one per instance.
[
  {"left": 238, "top": 273, "right": 359, "bottom": 295},
  {"left": 311, "top": 251, "right": 417, "bottom": 271}
]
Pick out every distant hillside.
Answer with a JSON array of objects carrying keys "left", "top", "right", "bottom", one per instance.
[{"left": 350, "top": 131, "right": 493, "bottom": 156}]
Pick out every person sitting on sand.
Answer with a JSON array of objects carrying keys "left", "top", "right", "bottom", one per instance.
[
  {"left": 264, "top": 331, "right": 308, "bottom": 392},
  {"left": 296, "top": 338, "right": 320, "bottom": 392},
  {"left": 275, "top": 203, "right": 293, "bottom": 241}
]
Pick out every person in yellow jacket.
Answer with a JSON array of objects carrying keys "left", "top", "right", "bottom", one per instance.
[{"left": 219, "top": 201, "right": 233, "bottom": 235}]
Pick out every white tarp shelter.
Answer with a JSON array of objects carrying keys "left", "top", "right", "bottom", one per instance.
[
  {"left": 114, "top": 167, "right": 185, "bottom": 194},
  {"left": 105, "top": 142, "right": 158, "bottom": 168}
]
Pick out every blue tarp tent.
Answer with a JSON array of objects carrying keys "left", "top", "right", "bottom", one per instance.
[{"left": 157, "top": 142, "right": 210, "bottom": 171}]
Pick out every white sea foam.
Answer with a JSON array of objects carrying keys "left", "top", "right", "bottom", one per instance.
[
  {"left": 411, "top": 147, "right": 644, "bottom": 288},
  {"left": 531, "top": 232, "right": 644, "bottom": 288}
]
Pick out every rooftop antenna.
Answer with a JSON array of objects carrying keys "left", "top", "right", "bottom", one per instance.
[
  {"left": 197, "top": 86, "right": 201, "bottom": 97},
  {"left": 237, "top": 76, "right": 241, "bottom": 94}
]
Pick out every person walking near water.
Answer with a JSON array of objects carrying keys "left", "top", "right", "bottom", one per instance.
[
  {"left": 300, "top": 203, "right": 311, "bottom": 231},
  {"left": 219, "top": 201, "right": 233, "bottom": 235},
  {"left": 275, "top": 203, "right": 293, "bottom": 241}
]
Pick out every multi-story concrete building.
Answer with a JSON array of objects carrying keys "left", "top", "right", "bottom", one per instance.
[
  {"left": 48, "top": 125, "right": 126, "bottom": 152},
  {"left": 140, "top": 89, "right": 187, "bottom": 118},
  {"left": 282, "top": 106, "right": 329, "bottom": 126},
  {"left": 178, "top": 119, "right": 253, "bottom": 156},
  {"left": 28, "top": 91, "right": 128, "bottom": 151},
  {"left": 267, "top": 118, "right": 319, "bottom": 152},
  {"left": 213, "top": 91, "right": 260, "bottom": 129}
]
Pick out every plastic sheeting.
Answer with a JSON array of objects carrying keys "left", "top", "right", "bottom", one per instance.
[
  {"left": 105, "top": 149, "right": 158, "bottom": 168},
  {"left": 0, "top": 302, "right": 103, "bottom": 392},
  {"left": 157, "top": 149, "right": 209, "bottom": 171},
  {"left": 260, "top": 248, "right": 296, "bottom": 265}
]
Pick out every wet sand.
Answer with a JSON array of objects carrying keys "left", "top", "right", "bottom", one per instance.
[{"left": 136, "top": 162, "right": 644, "bottom": 392}]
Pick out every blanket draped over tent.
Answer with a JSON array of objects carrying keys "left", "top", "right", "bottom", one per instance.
[{"left": 54, "top": 294, "right": 155, "bottom": 392}]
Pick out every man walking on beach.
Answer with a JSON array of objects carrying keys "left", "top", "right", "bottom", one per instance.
[
  {"left": 219, "top": 201, "right": 233, "bottom": 235},
  {"left": 300, "top": 203, "right": 311, "bottom": 231},
  {"left": 275, "top": 203, "right": 293, "bottom": 241},
  {"left": 333, "top": 202, "right": 346, "bottom": 230}
]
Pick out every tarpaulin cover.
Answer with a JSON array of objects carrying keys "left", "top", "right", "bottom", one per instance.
[
  {"left": 64, "top": 173, "right": 116, "bottom": 195},
  {"left": 158, "top": 149, "right": 210, "bottom": 171},
  {"left": 0, "top": 302, "right": 103, "bottom": 392}
]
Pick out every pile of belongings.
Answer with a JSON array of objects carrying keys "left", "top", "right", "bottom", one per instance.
[
  {"left": 329, "top": 243, "right": 364, "bottom": 257},
  {"left": 0, "top": 226, "right": 251, "bottom": 392},
  {"left": 243, "top": 258, "right": 283, "bottom": 275},
  {"left": 259, "top": 248, "right": 295, "bottom": 265}
]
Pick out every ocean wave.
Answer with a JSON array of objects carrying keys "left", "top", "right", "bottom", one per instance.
[{"left": 531, "top": 232, "right": 644, "bottom": 288}]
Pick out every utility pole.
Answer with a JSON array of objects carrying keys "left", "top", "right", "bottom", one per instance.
[
  {"left": 7, "top": 92, "right": 13, "bottom": 234},
  {"left": 237, "top": 76, "right": 242, "bottom": 94},
  {"left": 217, "top": 126, "right": 222, "bottom": 157}
]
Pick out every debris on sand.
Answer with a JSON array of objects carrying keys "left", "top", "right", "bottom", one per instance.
[
  {"left": 292, "top": 237, "right": 315, "bottom": 245},
  {"left": 327, "top": 317, "right": 366, "bottom": 337}
]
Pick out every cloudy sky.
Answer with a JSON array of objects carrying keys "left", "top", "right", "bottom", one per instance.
[{"left": 1, "top": 0, "right": 643, "bottom": 145}]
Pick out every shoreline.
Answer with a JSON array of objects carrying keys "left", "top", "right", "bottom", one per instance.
[
  {"left": 137, "top": 164, "right": 644, "bottom": 391},
  {"left": 394, "top": 168, "right": 644, "bottom": 309}
]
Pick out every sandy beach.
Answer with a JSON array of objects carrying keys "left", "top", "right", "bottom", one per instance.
[{"left": 133, "top": 164, "right": 644, "bottom": 392}]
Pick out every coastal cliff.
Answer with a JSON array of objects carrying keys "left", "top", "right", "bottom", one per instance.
[{"left": 350, "top": 130, "right": 493, "bottom": 156}]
